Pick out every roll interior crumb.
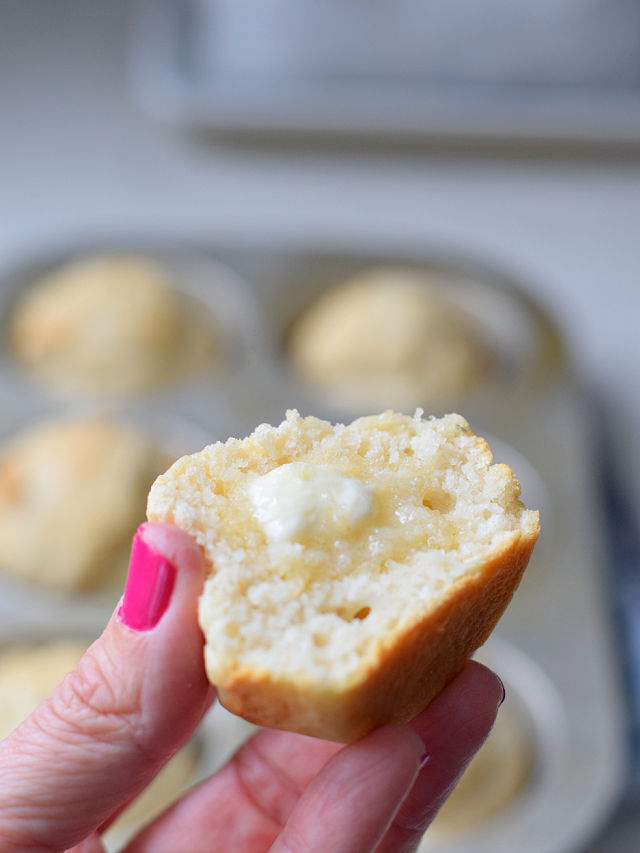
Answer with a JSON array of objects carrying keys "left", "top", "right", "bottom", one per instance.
[{"left": 148, "top": 410, "right": 539, "bottom": 742}]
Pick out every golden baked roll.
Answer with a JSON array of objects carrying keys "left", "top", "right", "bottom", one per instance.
[
  {"left": 0, "top": 641, "right": 86, "bottom": 740},
  {"left": 288, "top": 268, "right": 489, "bottom": 410},
  {"left": 9, "top": 254, "right": 217, "bottom": 394},
  {"left": 0, "top": 415, "right": 168, "bottom": 591},
  {"left": 148, "top": 410, "right": 539, "bottom": 742}
]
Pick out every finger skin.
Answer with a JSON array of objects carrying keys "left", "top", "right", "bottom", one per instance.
[
  {"left": 122, "top": 729, "right": 343, "bottom": 852},
  {"left": 269, "top": 725, "right": 425, "bottom": 853},
  {"left": 125, "top": 724, "right": 423, "bottom": 853},
  {"left": 65, "top": 836, "right": 105, "bottom": 853},
  {"left": 0, "top": 524, "right": 213, "bottom": 853},
  {"left": 122, "top": 662, "right": 501, "bottom": 853},
  {"left": 375, "top": 661, "right": 504, "bottom": 853}
]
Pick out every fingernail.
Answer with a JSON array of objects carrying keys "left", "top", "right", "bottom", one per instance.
[
  {"left": 118, "top": 527, "right": 176, "bottom": 631},
  {"left": 420, "top": 751, "right": 430, "bottom": 770}
]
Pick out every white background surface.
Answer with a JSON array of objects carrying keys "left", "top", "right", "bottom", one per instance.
[{"left": 0, "top": 1, "right": 639, "bottom": 850}]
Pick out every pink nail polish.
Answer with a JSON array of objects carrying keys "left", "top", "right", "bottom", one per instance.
[{"left": 118, "top": 529, "right": 175, "bottom": 630}]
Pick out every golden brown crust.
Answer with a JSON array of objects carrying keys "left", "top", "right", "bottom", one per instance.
[{"left": 213, "top": 530, "right": 536, "bottom": 742}]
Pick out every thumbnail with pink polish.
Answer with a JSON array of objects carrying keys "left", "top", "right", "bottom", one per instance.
[{"left": 119, "top": 532, "right": 175, "bottom": 630}]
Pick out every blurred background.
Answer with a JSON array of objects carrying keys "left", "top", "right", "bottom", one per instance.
[{"left": 0, "top": 1, "right": 639, "bottom": 850}]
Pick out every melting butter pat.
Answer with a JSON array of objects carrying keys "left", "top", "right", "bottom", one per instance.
[{"left": 249, "top": 462, "right": 374, "bottom": 543}]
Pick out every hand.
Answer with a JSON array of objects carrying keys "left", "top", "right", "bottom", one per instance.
[{"left": 0, "top": 523, "right": 504, "bottom": 853}]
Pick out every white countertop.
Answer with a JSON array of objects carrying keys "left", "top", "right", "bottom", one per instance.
[{"left": 0, "top": 1, "right": 639, "bottom": 850}]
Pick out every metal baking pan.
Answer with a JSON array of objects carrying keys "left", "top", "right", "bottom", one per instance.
[
  {"left": 131, "top": 0, "right": 640, "bottom": 147},
  {"left": 0, "top": 238, "right": 628, "bottom": 852}
]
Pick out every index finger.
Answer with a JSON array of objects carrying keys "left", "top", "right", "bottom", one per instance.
[{"left": 376, "top": 661, "right": 505, "bottom": 853}]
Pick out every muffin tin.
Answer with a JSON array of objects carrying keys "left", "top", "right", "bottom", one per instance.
[
  {"left": 0, "top": 239, "right": 628, "bottom": 852},
  {"left": 0, "top": 244, "right": 261, "bottom": 430},
  {"left": 0, "top": 403, "right": 215, "bottom": 632}
]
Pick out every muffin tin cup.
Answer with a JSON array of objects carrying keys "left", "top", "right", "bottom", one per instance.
[
  {"left": 0, "top": 400, "right": 218, "bottom": 634},
  {"left": 0, "top": 239, "right": 627, "bottom": 852},
  {"left": 0, "top": 240, "right": 265, "bottom": 438},
  {"left": 251, "top": 248, "right": 567, "bottom": 435}
]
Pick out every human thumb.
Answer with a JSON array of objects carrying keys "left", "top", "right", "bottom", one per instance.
[{"left": 0, "top": 523, "right": 213, "bottom": 853}]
